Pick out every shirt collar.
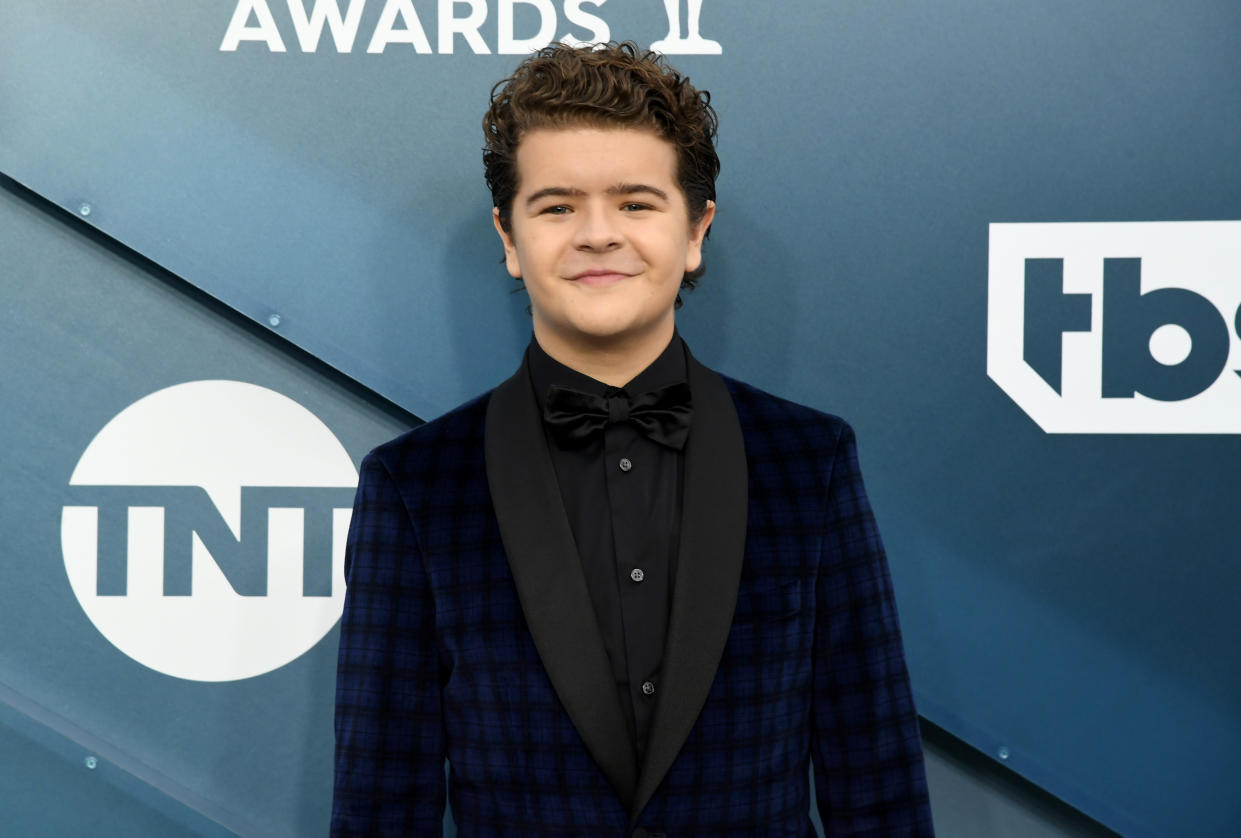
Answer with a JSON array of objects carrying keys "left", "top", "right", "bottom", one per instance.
[{"left": 527, "top": 332, "right": 688, "bottom": 406}]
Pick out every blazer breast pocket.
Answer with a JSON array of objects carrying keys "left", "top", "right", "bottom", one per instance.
[
  {"left": 731, "top": 578, "right": 804, "bottom": 624},
  {"left": 725, "top": 579, "right": 807, "bottom": 662}
]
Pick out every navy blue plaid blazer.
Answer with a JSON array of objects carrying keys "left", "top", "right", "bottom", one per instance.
[{"left": 332, "top": 348, "right": 933, "bottom": 837}]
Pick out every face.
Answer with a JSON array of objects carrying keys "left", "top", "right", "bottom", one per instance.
[{"left": 493, "top": 126, "right": 714, "bottom": 359}]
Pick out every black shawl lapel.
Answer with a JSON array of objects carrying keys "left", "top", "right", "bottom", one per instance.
[
  {"left": 628, "top": 350, "right": 748, "bottom": 826},
  {"left": 484, "top": 355, "right": 638, "bottom": 808}
]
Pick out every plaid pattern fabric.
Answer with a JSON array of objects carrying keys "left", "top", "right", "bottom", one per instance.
[{"left": 332, "top": 378, "right": 933, "bottom": 837}]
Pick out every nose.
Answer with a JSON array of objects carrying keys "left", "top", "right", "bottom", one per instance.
[{"left": 572, "top": 203, "right": 622, "bottom": 252}]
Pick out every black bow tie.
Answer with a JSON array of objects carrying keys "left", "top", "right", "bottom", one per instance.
[{"left": 543, "top": 381, "right": 693, "bottom": 450}]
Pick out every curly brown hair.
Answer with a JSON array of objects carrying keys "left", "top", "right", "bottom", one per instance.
[{"left": 483, "top": 41, "right": 720, "bottom": 294}]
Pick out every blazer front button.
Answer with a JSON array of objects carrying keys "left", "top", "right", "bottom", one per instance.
[
  {"left": 618, "top": 456, "right": 633, "bottom": 472},
  {"left": 630, "top": 567, "right": 645, "bottom": 583},
  {"left": 641, "top": 680, "right": 655, "bottom": 696}
]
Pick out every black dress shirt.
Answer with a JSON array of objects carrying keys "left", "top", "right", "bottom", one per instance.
[{"left": 527, "top": 334, "right": 688, "bottom": 764}]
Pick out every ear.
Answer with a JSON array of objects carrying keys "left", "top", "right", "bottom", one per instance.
[
  {"left": 493, "top": 207, "right": 522, "bottom": 279},
  {"left": 684, "top": 200, "right": 716, "bottom": 274}
]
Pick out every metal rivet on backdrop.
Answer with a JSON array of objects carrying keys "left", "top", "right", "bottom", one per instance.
[
  {"left": 84, "top": 755, "right": 98, "bottom": 770},
  {"left": 268, "top": 314, "right": 282, "bottom": 328},
  {"left": 997, "top": 746, "right": 1010, "bottom": 761},
  {"left": 78, "top": 202, "right": 93, "bottom": 217}
]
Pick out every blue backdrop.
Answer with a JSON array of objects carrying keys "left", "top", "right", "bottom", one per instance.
[{"left": 3, "top": 1, "right": 1240, "bottom": 835}]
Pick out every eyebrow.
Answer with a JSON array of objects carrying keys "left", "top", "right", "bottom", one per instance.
[
  {"left": 524, "top": 183, "right": 670, "bottom": 207},
  {"left": 608, "top": 183, "right": 669, "bottom": 201}
]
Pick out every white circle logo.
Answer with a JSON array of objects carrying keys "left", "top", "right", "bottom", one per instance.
[{"left": 61, "top": 381, "right": 357, "bottom": 681}]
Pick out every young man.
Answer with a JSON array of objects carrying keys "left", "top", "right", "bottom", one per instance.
[{"left": 332, "top": 42, "right": 933, "bottom": 837}]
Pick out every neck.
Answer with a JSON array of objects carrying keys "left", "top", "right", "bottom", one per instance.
[{"left": 533, "top": 322, "right": 676, "bottom": 387}]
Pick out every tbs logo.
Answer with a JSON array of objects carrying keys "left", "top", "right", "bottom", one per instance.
[
  {"left": 61, "top": 381, "right": 357, "bottom": 681},
  {"left": 988, "top": 221, "right": 1241, "bottom": 433}
]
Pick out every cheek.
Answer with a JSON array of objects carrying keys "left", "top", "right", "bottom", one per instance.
[
  {"left": 661, "top": 237, "right": 696, "bottom": 280},
  {"left": 507, "top": 230, "right": 547, "bottom": 278}
]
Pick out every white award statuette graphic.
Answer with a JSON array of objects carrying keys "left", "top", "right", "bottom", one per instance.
[
  {"left": 61, "top": 381, "right": 358, "bottom": 681},
  {"left": 988, "top": 221, "right": 1241, "bottom": 433},
  {"left": 650, "top": 0, "right": 721, "bottom": 55}
]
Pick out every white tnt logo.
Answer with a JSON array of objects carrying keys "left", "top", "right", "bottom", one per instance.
[
  {"left": 988, "top": 221, "right": 1241, "bottom": 433},
  {"left": 61, "top": 381, "right": 357, "bottom": 681}
]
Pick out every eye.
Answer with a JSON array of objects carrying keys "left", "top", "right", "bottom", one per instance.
[
  {"left": 539, "top": 204, "right": 571, "bottom": 215},
  {"left": 622, "top": 202, "right": 653, "bottom": 212}
]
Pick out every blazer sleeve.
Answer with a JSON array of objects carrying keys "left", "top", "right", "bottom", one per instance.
[
  {"left": 331, "top": 451, "right": 445, "bottom": 837},
  {"left": 810, "top": 423, "right": 935, "bottom": 836}
]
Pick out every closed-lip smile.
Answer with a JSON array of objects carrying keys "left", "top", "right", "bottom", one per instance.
[{"left": 568, "top": 268, "right": 635, "bottom": 285}]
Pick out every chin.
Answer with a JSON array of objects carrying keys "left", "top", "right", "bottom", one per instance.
[
  {"left": 568, "top": 323, "right": 639, "bottom": 344},
  {"left": 562, "top": 311, "right": 646, "bottom": 340},
  {"left": 543, "top": 305, "right": 675, "bottom": 348}
]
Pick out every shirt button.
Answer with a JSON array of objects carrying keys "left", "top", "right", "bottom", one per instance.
[
  {"left": 641, "top": 680, "right": 656, "bottom": 696},
  {"left": 630, "top": 568, "right": 645, "bottom": 583},
  {"left": 618, "top": 457, "right": 633, "bottom": 472}
]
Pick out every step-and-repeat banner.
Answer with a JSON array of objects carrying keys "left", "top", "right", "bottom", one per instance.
[{"left": 3, "top": 1, "right": 1239, "bottom": 835}]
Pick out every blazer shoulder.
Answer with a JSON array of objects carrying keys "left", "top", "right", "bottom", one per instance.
[
  {"left": 364, "top": 390, "right": 491, "bottom": 481},
  {"left": 719, "top": 374, "right": 854, "bottom": 454}
]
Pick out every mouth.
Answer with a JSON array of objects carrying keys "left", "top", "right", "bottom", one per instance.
[{"left": 568, "top": 269, "right": 636, "bottom": 287}]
